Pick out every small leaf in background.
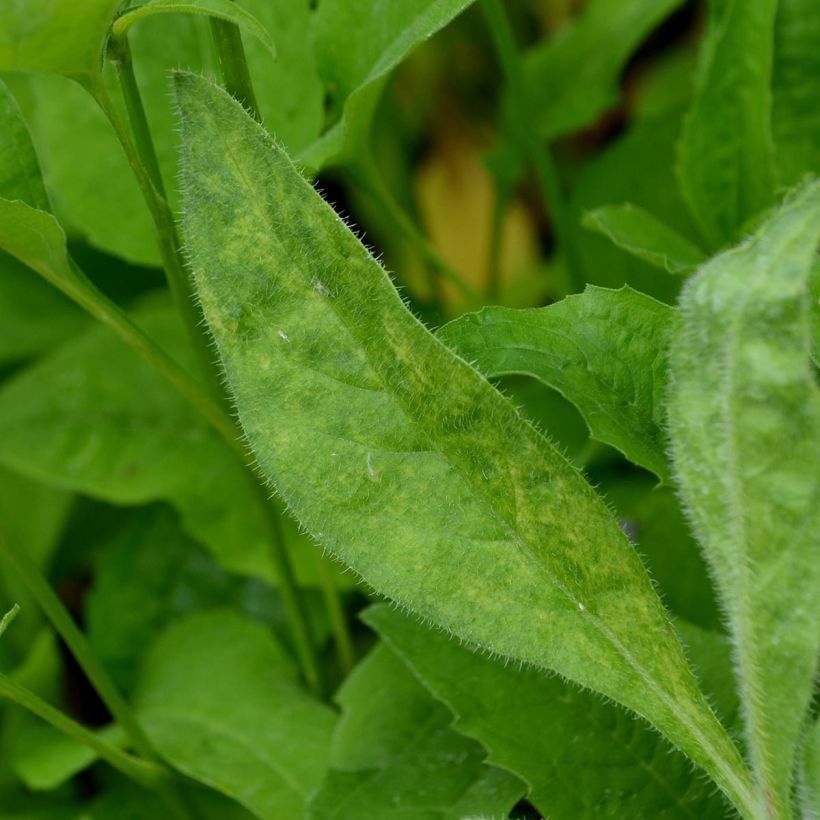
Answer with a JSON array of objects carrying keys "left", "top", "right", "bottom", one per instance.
[
  {"left": 582, "top": 204, "right": 706, "bottom": 275},
  {"left": 177, "top": 74, "right": 755, "bottom": 813},
  {"left": 366, "top": 604, "right": 733, "bottom": 819},
  {"left": 771, "top": 0, "right": 820, "bottom": 188},
  {"left": 135, "top": 611, "right": 336, "bottom": 819},
  {"left": 309, "top": 643, "right": 524, "bottom": 819},
  {"left": 303, "top": 0, "right": 476, "bottom": 169},
  {"left": 439, "top": 286, "right": 674, "bottom": 481},
  {"left": 676, "top": 0, "right": 777, "bottom": 249},
  {"left": 668, "top": 179, "right": 820, "bottom": 815},
  {"left": 522, "top": 0, "right": 686, "bottom": 140},
  {"left": 0, "top": 298, "right": 277, "bottom": 581},
  {"left": 0, "top": 0, "right": 121, "bottom": 82},
  {"left": 112, "top": 0, "right": 276, "bottom": 59}
]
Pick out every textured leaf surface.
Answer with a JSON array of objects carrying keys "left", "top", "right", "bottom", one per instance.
[
  {"left": 0, "top": 0, "right": 121, "bottom": 80},
  {"left": 303, "top": 0, "right": 474, "bottom": 169},
  {"left": 177, "top": 73, "right": 754, "bottom": 812},
  {"left": 676, "top": 0, "right": 777, "bottom": 248},
  {"left": 112, "top": 0, "right": 276, "bottom": 58},
  {"left": 135, "top": 611, "right": 336, "bottom": 819},
  {"left": 366, "top": 605, "right": 733, "bottom": 819},
  {"left": 668, "top": 180, "right": 820, "bottom": 815},
  {"left": 0, "top": 298, "right": 277, "bottom": 581},
  {"left": 523, "top": 0, "right": 685, "bottom": 140},
  {"left": 438, "top": 286, "right": 673, "bottom": 480},
  {"left": 771, "top": 0, "right": 820, "bottom": 187},
  {"left": 582, "top": 204, "right": 706, "bottom": 275},
  {"left": 308, "top": 643, "right": 524, "bottom": 819}
]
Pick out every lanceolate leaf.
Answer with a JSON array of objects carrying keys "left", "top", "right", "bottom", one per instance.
[
  {"left": 0, "top": 0, "right": 121, "bottom": 83},
  {"left": 676, "top": 0, "right": 777, "bottom": 249},
  {"left": 112, "top": 0, "right": 276, "bottom": 59},
  {"left": 522, "top": 0, "right": 685, "bottom": 140},
  {"left": 177, "top": 73, "right": 755, "bottom": 814},
  {"left": 668, "top": 180, "right": 820, "bottom": 816},
  {"left": 302, "top": 0, "right": 475, "bottom": 170},
  {"left": 308, "top": 643, "right": 524, "bottom": 819},
  {"left": 366, "top": 605, "right": 733, "bottom": 819},
  {"left": 582, "top": 204, "right": 706, "bottom": 275},
  {"left": 438, "top": 286, "right": 674, "bottom": 481}
]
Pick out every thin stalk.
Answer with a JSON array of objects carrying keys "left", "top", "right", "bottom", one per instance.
[
  {"left": 210, "top": 15, "right": 261, "bottom": 120},
  {"left": 251, "top": 483, "right": 322, "bottom": 695},
  {"left": 97, "top": 42, "right": 320, "bottom": 692},
  {"left": 487, "top": 182, "right": 508, "bottom": 301},
  {"left": 349, "top": 164, "right": 480, "bottom": 305},
  {"left": 0, "top": 672, "right": 164, "bottom": 787},
  {"left": 315, "top": 551, "right": 354, "bottom": 676},
  {"left": 0, "top": 527, "right": 157, "bottom": 762},
  {"left": 93, "top": 58, "right": 216, "bottom": 394},
  {"left": 480, "top": 0, "right": 582, "bottom": 290}
]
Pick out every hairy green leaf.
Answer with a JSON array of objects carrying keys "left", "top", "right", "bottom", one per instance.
[
  {"left": 177, "top": 73, "right": 755, "bottom": 813},
  {"left": 309, "top": 643, "right": 524, "bottom": 819},
  {"left": 112, "top": 0, "right": 276, "bottom": 58},
  {"left": 771, "top": 0, "right": 820, "bottom": 187},
  {"left": 800, "top": 719, "right": 820, "bottom": 818},
  {"left": 302, "top": 0, "right": 475, "bottom": 169},
  {"left": 438, "top": 286, "right": 673, "bottom": 480},
  {"left": 668, "top": 180, "right": 820, "bottom": 815},
  {"left": 366, "top": 605, "right": 734, "bottom": 819},
  {"left": 0, "top": 298, "right": 277, "bottom": 581},
  {"left": 0, "top": 0, "right": 121, "bottom": 82},
  {"left": 582, "top": 204, "right": 706, "bottom": 275},
  {"left": 135, "top": 611, "right": 336, "bottom": 819},
  {"left": 523, "top": 0, "right": 685, "bottom": 140},
  {"left": 676, "top": 0, "right": 777, "bottom": 249}
]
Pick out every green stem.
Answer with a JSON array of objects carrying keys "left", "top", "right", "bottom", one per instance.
[
  {"left": 480, "top": 0, "right": 581, "bottom": 290},
  {"left": 349, "top": 164, "right": 480, "bottom": 305},
  {"left": 487, "top": 181, "right": 508, "bottom": 301},
  {"left": 315, "top": 551, "right": 355, "bottom": 676},
  {"left": 0, "top": 672, "right": 164, "bottom": 787},
  {"left": 252, "top": 484, "right": 322, "bottom": 695},
  {"left": 93, "top": 61, "right": 216, "bottom": 394},
  {"left": 0, "top": 603, "right": 20, "bottom": 637},
  {"left": 210, "top": 15, "right": 261, "bottom": 120},
  {"left": 0, "top": 526, "right": 156, "bottom": 762}
]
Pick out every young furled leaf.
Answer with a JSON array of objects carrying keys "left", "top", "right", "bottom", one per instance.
[
  {"left": 176, "top": 73, "right": 757, "bottom": 815},
  {"left": 668, "top": 180, "right": 820, "bottom": 817},
  {"left": 366, "top": 604, "right": 734, "bottom": 819},
  {"left": 438, "top": 286, "right": 674, "bottom": 481},
  {"left": 582, "top": 204, "right": 706, "bottom": 275},
  {"left": 308, "top": 643, "right": 524, "bottom": 819},
  {"left": 676, "top": 0, "right": 777, "bottom": 249}
]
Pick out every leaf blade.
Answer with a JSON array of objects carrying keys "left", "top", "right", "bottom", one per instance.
[
  {"left": 176, "top": 72, "right": 756, "bottom": 813},
  {"left": 668, "top": 179, "right": 820, "bottom": 814}
]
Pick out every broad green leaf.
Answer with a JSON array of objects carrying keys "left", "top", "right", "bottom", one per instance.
[
  {"left": 177, "top": 73, "right": 756, "bottom": 813},
  {"left": 0, "top": 253, "right": 87, "bottom": 366},
  {"left": 302, "top": 0, "right": 475, "bottom": 170},
  {"left": 582, "top": 204, "right": 706, "bottom": 275},
  {"left": 668, "top": 180, "right": 820, "bottom": 815},
  {"left": 309, "top": 643, "right": 524, "bottom": 819},
  {"left": 438, "top": 286, "right": 674, "bottom": 481},
  {"left": 0, "top": 0, "right": 121, "bottom": 82},
  {"left": 112, "top": 0, "right": 276, "bottom": 59},
  {"left": 800, "top": 720, "right": 820, "bottom": 819},
  {"left": 366, "top": 605, "right": 734, "bottom": 819},
  {"left": 811, "top": 258, "right": 820, "bottom": 367},
  {"left": 523, "top": 0, "right": 685, "bottom": 140},
  {"left": 135, "top": 611, "right": 336, "bottom": 819},
  {"left": 0, "top": 80, "right": 48, "bottom": 209},
  {"left": 569, "top": 111, "right": 699, "bottom": 303},
  {"left": 676, "top": 0, "right": 777, "bottom": 249},
  {"left": 0, "top": 297, "right": 278, "bottom": 582},
  {"left": 771, "top": 0, "right": 820, "bottom": 187}
]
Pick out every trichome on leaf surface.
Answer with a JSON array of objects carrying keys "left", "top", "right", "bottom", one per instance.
[{"left": 0, "top": 1, "right": 817, "bottom": 819}]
